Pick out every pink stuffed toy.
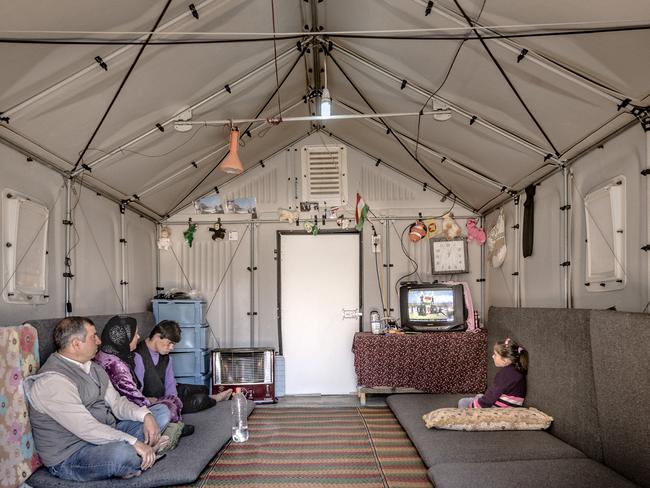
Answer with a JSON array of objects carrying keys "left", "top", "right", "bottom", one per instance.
[{"left": 466, "top": 218, "right": 486, "bottom": 245}]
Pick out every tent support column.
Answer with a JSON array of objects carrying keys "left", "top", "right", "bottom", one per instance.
[
  {"left": 64, "top": 178, "right": 73, "bottom": 317},
  {"left": 249, "top": 222, "right": 256, "bottom": 347},
  {"left": 646, "top": 132, "right": 650, "bottom": 311},
  {"left": 514, "top": 197, "right": 521, "bottom": 307},
  {"left": 384, "top": 218, "right": 392, "bottom": 318},
  {"left": 120, "top": 205, "right": 128, "bottom": 313},
  {"left": 562, "top": 166, "right": 572, "bottom": 308}
]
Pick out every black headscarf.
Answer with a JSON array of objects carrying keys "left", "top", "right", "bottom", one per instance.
[{"left": 101, "top": 315, "right": 138, "bottom": 383}]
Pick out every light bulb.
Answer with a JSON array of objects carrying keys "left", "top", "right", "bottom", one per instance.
[{"left": 321, "top": 88, "right": 331, "bottom": 118}]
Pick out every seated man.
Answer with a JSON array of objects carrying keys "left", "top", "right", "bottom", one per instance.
[{"left": 24, "top": 316, "right": 171, "bottom": 481}]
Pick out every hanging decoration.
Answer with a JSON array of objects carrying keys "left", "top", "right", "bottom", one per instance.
[
  {"left": 183, "top": 219, "right": 197, "bottom": 247},
  {"left": 409, "top": 220, "right": 427, "bottom": 242},
  {"left": 442, "top": 212, "right": 461, "bottom": 239},
  {"left": 487, "top": 209, "right": 507, "bottom": 268},
  {"left": 336, "top": 215, "right": 351, "bottom": 229},
  {"left": 278, "top": 208, "right": 299, "bottom": 224},
  {"left": 355, "top": 193, "right": 369, "bottom": 231},
  {"left": 208, "top": 219, "right": 226, "bottom": 240},
  {"left": 304, "top": 221, "right": 319, "bottom": 236},
  {"left": 157, "top": 226, "right": 172, "bottom": 251},
  {"left": 424, "top": 218, "right": 441, "bottom": 239},
  {"left": 466, "top": 218, "right": 487, "bottom": 245}
]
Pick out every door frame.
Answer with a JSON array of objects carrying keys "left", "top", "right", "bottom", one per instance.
[{"left": 276, "top": 229, "right": 363, "bottom": 355}]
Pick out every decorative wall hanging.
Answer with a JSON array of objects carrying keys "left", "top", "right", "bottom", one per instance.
[
  {"left": 487, "top": 209, "right": 507, "bottom": 268},
  {"left": 208, "top": 219, "right": 226, "bottom": 240},
  {"left": 355, "top": 193, "right": 369, "bottom": 231},
  {"left": 278, "top": 208, "right": 299, "bottom": 224},
  {"left": 183, "top": 220, "right": 197, "bottom": 247},
  {"left": 523, "top": 185, "right": 535, "bottom": 257},
  {"left": 466, "top": 219, "right": 486, "bottom": 245},
  {"left": 442, "top": 212, "right": 461, "bottom": 239},
  {"left": 194, "top": 192, "right": 224, "bottom": 214},
  {"left": 157, "top": 226, "right": 172, "bottom": 250},
  {"left": 409, "top": 220, "right": 427, "bottom": 242},
  {"left": 424, "top": 218, "right": 442, "bottom": 239}
]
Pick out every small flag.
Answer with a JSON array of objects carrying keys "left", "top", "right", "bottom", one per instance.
[{"left": 355, "top": 193, "right": 369, "bottom": 231}]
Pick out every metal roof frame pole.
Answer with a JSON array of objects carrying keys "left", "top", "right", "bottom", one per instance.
[
  {"left": 646, "top": 132, "right": 650, "bottom": 312},
  {"left": 3, "top": 0, "right": 229, "bottom": 120},
  {"left": 64, "top": 178, "right": 73, "bottom": 316},
  {"left": 120, "top": 205, "right": 128, "bottom": 313},
  {"left": 331, "top": 42, "right": 563, "bottom": 166},
  {"left": 479, "top": 215, "right": 485, "bottom": 325},
  {"left": 78, "top": 43, "right": 304, "bottom": 175},
  {"left": 514, "top": 197, "right": 521, "bottom": 307},
  {"left": 409, "top": 0, "right": 631, "bottom": 105},
  {"left": 562, "top": 166, "right": 572, "bottom": 308},
  {"left": 335, "top": 99, "right": 512, "bottom": 194},
  {"left": 249, "top": 222, "right": 256, "bottom": 348},
  {"left": 155, "top": 223, "right": 161, "bottom": 299}
]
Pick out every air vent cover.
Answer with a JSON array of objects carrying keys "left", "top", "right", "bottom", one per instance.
[{"left": 301, "top": 145, "right": 348, "bottom": 206}]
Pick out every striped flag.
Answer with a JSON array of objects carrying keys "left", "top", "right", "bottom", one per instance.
[{"left": 355, "top": 193, "right": 369, "bottom": 231}]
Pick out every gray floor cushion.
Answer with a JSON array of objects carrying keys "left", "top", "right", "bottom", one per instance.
[
  {"left": 26, "top": 399, "right": 254, "bottom": 487},
  {"left": 429, "top": 458, "right": 640, "bottom": 488},
  {"left": 387, "top": 394, "right": 584, "bottom": 467}
]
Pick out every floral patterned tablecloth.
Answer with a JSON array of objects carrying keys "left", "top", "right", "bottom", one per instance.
[{"left": 352, "top": 330, "right": 487, "bottom": 394}]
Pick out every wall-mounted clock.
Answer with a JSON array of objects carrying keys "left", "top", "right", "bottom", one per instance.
[{"left": 430, "top": 237, "right": 469, "bottom": 274}]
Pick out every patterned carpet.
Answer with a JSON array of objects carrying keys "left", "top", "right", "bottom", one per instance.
[{"left": 182, "top": 407, "right": 432, "bottom": 488}]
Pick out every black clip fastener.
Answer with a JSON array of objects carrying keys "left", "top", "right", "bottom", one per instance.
[
  {"left": 469, "top": 115, "right": 477, "bottom": 125},
  {"left": 476, "top": 278, "right": 486, "bottom": 282},
  {"left": 63, "top": 272, "right": 74, "bottom": 278},
  {"left": 400, "top": 79, "right": 407, "bottom": 90},
  {"left": 560, "top": 204, "right": 571, "bottom": 211},
  {"left": 246, "top": 267, "right": 258, "bottom": 272},
  {"left": 425, "top": 0, "right": 434, "bottom": 15},
  {"left": 641, "top": 244, "right": 650, "bottom": 251},
  {"left": 94, "top": 56, "right": 108, "bottom": 71},
  {"left": 224, "top": 84, "right": 232, "bottom": 94},
  {"left": 119, "top": 238, "right": 127, "bottom": 244},
  {"left": 155, "top": 123, "right": 164, "bottom": 132},
  {"left": 512, "top": 224, "right": 519, "bottom": 229},
  {"left": 560, "top": 261, "right": 571, "bottom": 267},
  {"left": 120, "top": 280, "right": 128, "bottom": 285},
  {"left": 81, "top": 163, "right": 92, "bottom": 172},
  {"left": 511, "top": 272, "right": 519, "bottom": 276},
  {"left": 0, "top": 112, "right": 9, "bottom": 124},
  {"left": 517, "top": 48, "right": 528, "bottom": 63},
  {"left": 62, "top": 219, "right": 73, "bottom": 226},
  {"left": 189, "top": 3, "right": 199, "bottom": 18}
]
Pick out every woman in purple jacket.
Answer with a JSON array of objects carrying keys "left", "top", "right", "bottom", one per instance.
[
  {"left": 458, "top": 337, "right": 529, "bottom": 409},
  {"left": 93, "top": 316, "right": 183, "bottom": 422}
]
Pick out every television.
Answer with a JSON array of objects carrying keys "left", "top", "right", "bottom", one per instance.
[{"left": 399, "top": 283, "right": 467, "bottom": 332}]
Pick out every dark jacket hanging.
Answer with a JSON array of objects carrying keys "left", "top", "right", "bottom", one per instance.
[{"left": 522, "top": 185, "right": 535, "bottom": 258}]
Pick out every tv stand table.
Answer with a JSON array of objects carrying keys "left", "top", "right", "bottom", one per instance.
[{"left": 352, "top": 331, "right": 487, "bottom": 405}]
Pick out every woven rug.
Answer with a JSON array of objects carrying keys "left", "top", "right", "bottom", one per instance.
[{"left": 181, "top": 407, "right": 432, "bottom": 488}]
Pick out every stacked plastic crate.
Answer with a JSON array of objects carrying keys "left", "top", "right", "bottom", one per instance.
[{"left": 152, "top": 299, "right": 211, "bottom": 389}]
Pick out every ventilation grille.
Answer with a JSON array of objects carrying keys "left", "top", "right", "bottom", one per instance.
[
  {"left": 301, "top": 145, "right": 347, "bottom": 206},
  {"left": 213, "top": 349, "right": 274, "bottom": 385}
]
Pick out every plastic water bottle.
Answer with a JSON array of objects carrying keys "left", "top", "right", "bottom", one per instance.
[
  {"left": 370, "top": 310, "right": 382, "bottom": 334},
  {"left": 231, "top": 388, "right": 249, "bottom": 442}
]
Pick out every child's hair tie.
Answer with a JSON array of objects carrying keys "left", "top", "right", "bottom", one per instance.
[
  {"left": 517, "top": 346, "right": 524, "bottom": 354},
  {"left": 504, "top": 337, "right": 512, "bottom": 346}
]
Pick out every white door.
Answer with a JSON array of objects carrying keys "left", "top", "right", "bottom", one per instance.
[{"left": 279, "top": 232, "right": 360, "bottom": 394}]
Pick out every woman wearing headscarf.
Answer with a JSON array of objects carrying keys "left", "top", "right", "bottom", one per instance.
[{"left": 94, "top": 315, "right": 183, "bottom": 423}]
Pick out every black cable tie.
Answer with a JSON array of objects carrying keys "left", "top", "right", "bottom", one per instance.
[
  {"left": 224, "top": 84, "right": 232, "bottom": 94},
  {"left": 189, "top": 3, "right": 199, "bottom": 19},
  {"left": 440, "top": 157, "right": 446, "bottom": 164},
  {"left": 155, "top": 123, "right": 164, "bottom": 132},
  {"left": 511, "top": 272, "right": 519, "bottom": 276},
  {"left": 246, "top": 267, "right": 258, "bottom": 272},
  {"left": 119, "top": 238, "right": 127, "bottom": 243},
  {"left": 516, "top": 48, "right": 528, "bottom": 63},
  {"left": 641, "top": 244, "right": 650, "bottom": 251},
  {"left": 560, "top": 261, "right": 571, "bottom": 267},
  {"left": 599, "top": 282, "right": 606, "bottom": 287},
  {"left": 383, "top": 264, "right": 394, "bottom": 268},
  {"left": 560, "top": 204, "right": 572, "bottom": 211},
  {"left": 156, "top": 287, "right": 164, "bottom": 291},
  {"left": 616, "top": 98, "right": 631, "bottom": 111},
  {"left": 476, "top": 278, "right": 486, "bottom": 282},
  {"left": 423, "top": 183, "right": 427, "bottom": 191},
  {"left": 63, "top": 272, "right": 75, "bottom": 278},
  {"left": 132, "top": 194, "right": 140, "bottom": 200},
  {"left": 62, "top": 219, "right": 73, "bottom": 226},
  {"left": 500, "top": 186, "right": 506, "bottom": 192},
  {"left": 94, "top": 56, "right": 108, "bottom": 71},
  {"left": 245, "top": 129, "right": 252, "bottom": 138},
  {"left": 544, "top": 153, "right": 554, "bottom": 162},
  {"left": 328, "top": 41, "right": 333, "bottom": 52},
  {"left": 511, "top": 224, "right": 519, "bottom": 229},
  {"left": 585, "top": 282, "right": 590, "bottom": 286},
  {"left": 81, "top": 163, "right": 92, "bottom": 172},
  {"left": 400, "top": 79, "right": 407, "bottom": 90},
  {"left": 616, "top": 279, "right": 623, "bottom": 283},
  {"left": 385, "top": 128, "right": 391, "bottom": 134},
  {"left": 641, "top": 169, "right": 650, "bottom": 176},
  {"left": 120, "top": 199, "right": 130, "bottom": 206},
  {"left": 120, "top": 280, "right": 129, "bottom": 285},
  {"left": 0, "top": 112, "right": 9, "bottom": 124},
  {"left": 375, "top": 159, "right": 381, "bottom": 167},
  {"left": 425, "top": 0, "right": 434, "bottom": 16},
  {"left": 213, "top": 186, "right": 219, "bottom": 194},
  {"left": 469, "top": 115, "right": 477, "bottom": 125},
  {"left": 191, "top": 161, "right": 198, "bottom": 168},
  {"left": 296, "top": 41, "right": 302, "bottom": 52}
]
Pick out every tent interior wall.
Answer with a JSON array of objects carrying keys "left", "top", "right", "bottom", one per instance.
[{"left": 1, "top": 1, "right": 649, "bottom": 345}]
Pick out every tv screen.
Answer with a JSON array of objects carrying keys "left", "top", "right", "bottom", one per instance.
[{"left": 399, "top": 283, "right": 466, "bottom": 332}]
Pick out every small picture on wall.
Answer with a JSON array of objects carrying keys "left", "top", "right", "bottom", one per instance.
[
  {"left": 226, "top": 197, "right": 257, "bottom": 214},
  {"left": 300, "top": 201, "right": 319, "bottom": 212},
  {"left": 194, "top": 193, "right": 224, "bottom": 214}
]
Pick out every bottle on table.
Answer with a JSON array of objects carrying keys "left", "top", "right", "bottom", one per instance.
[
  {"left": 370, "top": 310, "right": 382, "bottom": 334},
  {"left": 231, "top": 387, "right": 249, "bottom": 442}
]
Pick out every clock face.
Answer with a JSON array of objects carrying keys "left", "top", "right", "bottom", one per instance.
[{"left": 430, "top": 238, "right": 469, "bottom": 274}]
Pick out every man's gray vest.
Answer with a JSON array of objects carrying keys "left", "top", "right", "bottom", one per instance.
[{"left": 24, "top": 353, "right": 117, "bottom": 466}]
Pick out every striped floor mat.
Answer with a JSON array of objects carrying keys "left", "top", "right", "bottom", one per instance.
[{"left": 183, "top": 407, "right": 432, "bottom": 488}]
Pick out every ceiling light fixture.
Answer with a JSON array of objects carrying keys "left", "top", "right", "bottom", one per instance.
[
  {"left": 321, "top": 57, "right": 331, "bottom": 118},
  {"left": 220, "top": 126, "right": 243, "bottom": 174},
  {"left": 433, "top": 100, "right": 452, "bottom": 121}
]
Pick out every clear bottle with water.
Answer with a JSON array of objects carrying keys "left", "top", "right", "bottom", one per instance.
[{"left": 231, "top": 388, "right": 249, "bottom": 442}]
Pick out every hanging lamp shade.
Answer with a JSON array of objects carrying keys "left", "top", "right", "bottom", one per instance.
[{"left": 220, "top": 128, "right": 243, "bottom": 174}]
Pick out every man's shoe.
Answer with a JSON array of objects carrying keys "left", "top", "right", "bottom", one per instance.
[{"left": 181, "top": 424, "right": 195, "bottom": 437}]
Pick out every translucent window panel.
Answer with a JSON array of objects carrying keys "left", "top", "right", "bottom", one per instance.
[
  {"left": 584, "top": 177, "right": 625, "bottom": 291},
  {"left": 2, "top": 189, "right": 49, "bottom": 304}
]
